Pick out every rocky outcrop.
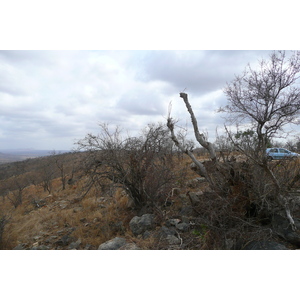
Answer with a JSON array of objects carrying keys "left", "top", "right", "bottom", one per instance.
[{"left": 129, "top": 214, "right": 156, "bottom": 236}]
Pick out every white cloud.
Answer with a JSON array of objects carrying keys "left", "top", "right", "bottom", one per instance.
[{"left": 0, "top": 50, "right": 279, "bottom": 150}]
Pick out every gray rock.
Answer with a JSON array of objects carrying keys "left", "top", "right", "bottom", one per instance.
[
  {"left": 166, "top": 235, "right": 181, "bottom": 245},
  {"left": 54, "top": 234, "right": 75, "bottom": 246},
  {"left": 32, "top": 199, "right": 47, "bottom": 208},
  {"left": 225, "top": 239, "right": 235, "bottom": 250},
  {"left": 68, "top": 238, "right": 82, "bottom": 250},
  {"left": 176, "top": 222, "right": 190, "bottom": 232},
  {"left": 167, "top": 219, "right": 181, "bottom": 226},
  {"left": 98, "top": 237, "right": 127, "bottom": 250},
  {"left": 186, "top": 177, "right": 206, "bottom": 188},
  {"left": 129, "top": 214, "right": 156, "bottom": 236},
  {"left": 156, "top": 226, "right": 177, "bottom": 239},
  {"left": 31, "top": 245, "right": 50, "bottom": 250},
  {"left": 73, "top": 207, "right": 83, "bottom": 213},
  {"left": 119, "top": 243, "right": 141, "bottom": 250},
  {"left": 84, "top": 244, "right": 92, "bottom": 250},
  {"left": 13, "top": 244, "right": 27, "bottom": 250},
  {"left": 142, "top": 230, "right": 152, "bottom": 239},
  {"left": 59, "top": 201, "right": 69, "bottom": 209},
  {"left": 188, "top": 192, "right": 201, "bottom": 206},
  {"left": 243, "top": 240, "right": 288, "bottom": 250},
  {"left": 45, "top": 235, "right": 59, "bottom": 243}
]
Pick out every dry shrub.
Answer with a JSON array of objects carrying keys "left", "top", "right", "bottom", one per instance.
[{"left": 186, "top": 158, "right": 300, "bottom": 249}]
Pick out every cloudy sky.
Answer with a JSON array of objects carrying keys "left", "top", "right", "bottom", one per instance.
[{"left": 0, "top": 50, "right": 278, "bottom": 150}]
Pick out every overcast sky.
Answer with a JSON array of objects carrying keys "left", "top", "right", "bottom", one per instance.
[{"left": 0, "top": 50, "right": 279, "bottom": 150}]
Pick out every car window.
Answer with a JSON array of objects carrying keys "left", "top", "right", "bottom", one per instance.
[
  {"left": 270, "top": 149, "right": 278, "bottom": 153},
  {"left": 279, "top": 149, "right": 289, "bottom": 153}
]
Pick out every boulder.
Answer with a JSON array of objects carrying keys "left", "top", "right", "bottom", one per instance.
[
  {"left": 98, "top": 237, "right": 127, "bottom": 250},
  {"left": 129, "top": 214, "right": 156, "bottom": 236}
]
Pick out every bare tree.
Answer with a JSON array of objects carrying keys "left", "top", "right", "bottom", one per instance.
[
  {"left": 221, "top": 50, "right": 300, "bottom": 230},
  {"left": 167, "top": 93, "right": 218, "bottom": 187},
  {"left": 77, "top": 123, "right": 178, "bottom": 209},
  {"left": 222, "top": 50, "right": 300, "bottom": 155},
  {"left": 52, "top": 152, "right": 67, "bottom": 190},
  {"left": 38, "top": 158, "right": 55, "bottom": 194},
  {"left": 6, "top": 177, "right": 29, "bottom": 208}
]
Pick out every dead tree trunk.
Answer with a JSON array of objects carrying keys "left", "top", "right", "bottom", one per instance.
[{"left": 167, "top": 93, "right": 217, "bottom": 187}]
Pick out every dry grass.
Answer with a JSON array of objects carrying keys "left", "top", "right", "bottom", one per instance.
[
  {"left": 0, "top": 173, "right": 138, "bottom": 249},
  {"left": 3, "top": 151, "right": 297, "bottom": 249}
]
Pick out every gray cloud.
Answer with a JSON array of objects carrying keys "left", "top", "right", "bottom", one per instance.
[
  {"left": 140, "top": 50, "right": 272, "bottom": 95},
  {"left": 0, "top": 50, "right": 279, "bottom": 150}
]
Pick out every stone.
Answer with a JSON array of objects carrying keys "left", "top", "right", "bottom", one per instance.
[
  {"left": 68, "top": 238, "right": 82, "bottom": 250},
  {"left": 195, "top": 177, "right": 207, "bottom": 183},
  {"left": 45, "top": 235, "right": 59, "bottom": 243},
  {"left": 243, "top": 240, "right": 288, "bottom": 250},
  {"left": 225, "top": 239, "right": 235, "bottom": 250},
  {"left": 54, "top": 234, "right": 75, "bottom": 246},
  {"left": 13, "top": 243, "right": 27, "bottom": 250},
  {"left": 129, "top": 214, "right": 156, "bottom": 236},
  {"left": 166, "top": 235, "right": 181, "bottom": 245},
  {"left": 73, "top": 207, "right": 83, "bottom": 213},
  {"left": 156, "top": 226, "right": 177, "bottom": 239},
  {"left": 109, "top": 221, "right": 125, "bottom": 233},
  {"left": 59, "top": 201, "right": 69, "bottom": 209},
  {"left": 84, "top": 244, "right": 92, "bottom": 250},
  {"left": 31, "top": 245, "right": 50, "bottom": 250},
  {"left": 119, "top": 243, "right": 141, "bottom": 250},
  {"left": 176, "top": 222, "right": 190, "bottom": 232},
  {"left": 142, "top": 230, "right": 152, "bottom": 239},
  {"left": 186, "top": 177, "right": 206, "bottom": 188},
  {"left": 188, "top": 192, "right": 201, "bottom": 206},
  {"left": 98, "top": 237, "right": 127, "bottom": 250},
  {"left": 167, "top": 219, "right": 181, "bottom": 226},
  {"left": 32, "top": 199, "right": 47, "bottom": 208}
]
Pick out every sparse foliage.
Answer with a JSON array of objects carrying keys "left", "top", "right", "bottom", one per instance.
[
  {"left": 221, "top": 51, "right": 300, "bottom": 229},
  {"left": 77, "top": 123, "right": 178, "bottom": 209},
  {"left": 222, "top": 50, "right": 300, "bottom": 156}
]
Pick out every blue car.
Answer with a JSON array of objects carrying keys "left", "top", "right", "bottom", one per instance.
[{"left": 266, "top": 148, "right": 299, "bottom": 160}]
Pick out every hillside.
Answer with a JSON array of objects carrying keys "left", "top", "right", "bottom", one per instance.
[{"left": 1, "top": 151, "right": 300, "bottom": 250}]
